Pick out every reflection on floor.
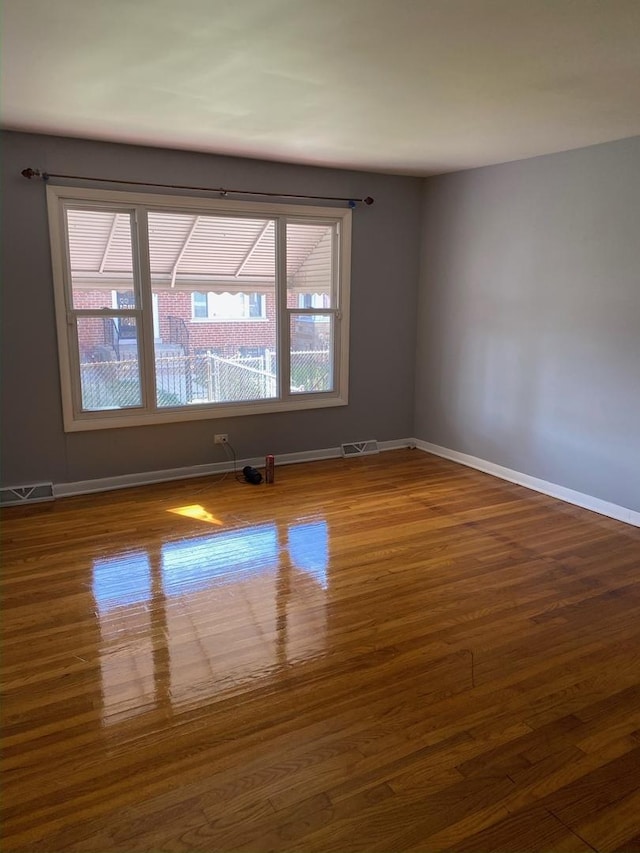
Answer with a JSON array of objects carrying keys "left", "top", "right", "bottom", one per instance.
[
  {"left": 3, "top": 450, "right": 640, "bottom": 852},
  {"left": 94, "top": 520, "right": 328, "bottom": 722}
]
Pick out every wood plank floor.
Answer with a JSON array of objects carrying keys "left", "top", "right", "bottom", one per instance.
[{"left": 2, "top": 449, "right": 640, "bottom": 852}]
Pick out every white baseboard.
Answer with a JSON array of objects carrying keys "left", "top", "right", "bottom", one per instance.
[
  {"left": 412, "top": 439, "right": 640, "bottom": 528},
  {"left": 53, "top": 438, "right": 637, "bottom": 529},
  {"left": 53, "top": 439, "right": 413, "bottom": 498},
  {"left": 378, "top": 439, "right": 413, "bottom": 453}
]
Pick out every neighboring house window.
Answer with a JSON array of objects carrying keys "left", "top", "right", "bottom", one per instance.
[
  {"left": 46, "top": 186, "right": 351, "bottom": 431},
  {"left": 298, "top": 293, "right": 330, "bottom": 310},
  {"left": 192, "top": 292, "right": 266, "bottom": 320},
  {"left": 249, "top": 293, "right": 264, "bottom": 318},
  {"left": 192, "top": 291, "right": 208, "bottom": 319}
]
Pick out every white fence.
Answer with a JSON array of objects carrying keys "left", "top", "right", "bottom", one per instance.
[{"left": 79, "top": 350, "right": 331, "bottom": 410}]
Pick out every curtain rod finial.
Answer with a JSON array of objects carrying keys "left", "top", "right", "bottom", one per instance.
[
  {"left": 21, "top": 168, "right": 40, "bottom": 179},
  {"left": 364, "top": 196, "right": 374, "bottom": 206}
]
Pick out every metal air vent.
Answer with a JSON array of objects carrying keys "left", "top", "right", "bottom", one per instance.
[{"left": 0, "top": 483, "right": 54, "bottom": 506}]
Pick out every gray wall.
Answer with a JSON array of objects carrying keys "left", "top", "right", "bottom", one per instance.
[
  {"left": 1, "top": 131, "right": 422, "bottom": 486},
  {"left": 3, "top": 130, "right": 638, "bottom": 512},
  {"left": 415, "top": 136, "right": 640, "bottom": 513}
]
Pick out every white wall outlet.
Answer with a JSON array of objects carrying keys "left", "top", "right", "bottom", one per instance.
[{"left": 214, "top": 434, "right": 229, "bottom": 444}]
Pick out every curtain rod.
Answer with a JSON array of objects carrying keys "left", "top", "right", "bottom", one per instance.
[{"left": 20, "top": 168, "right": 374, "bottom": 207}]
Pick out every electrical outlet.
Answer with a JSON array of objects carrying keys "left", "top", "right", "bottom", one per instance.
[{"left": 214, "top": 434, "right": 229, "bottom": 445}]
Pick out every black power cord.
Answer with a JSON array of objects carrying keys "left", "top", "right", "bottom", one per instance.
[{"left": 222, "top": 442, "right": 262, "bottom": 486}]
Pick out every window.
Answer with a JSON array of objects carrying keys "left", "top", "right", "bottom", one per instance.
[
  {"left": 47, "top": 186, "right": 351, "bottom": 430},
  {"left": 192, "top": 291, "right": 208, "bottom": 319},
  {"left": 298, "top": 293, "right": 330, "bottom": 309},
  {"left": 191, "top": 291, "right": 266, "bottom": 321}
]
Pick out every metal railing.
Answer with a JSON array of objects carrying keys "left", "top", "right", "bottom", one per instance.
[
  {"left": 289, "top": 349, "right": 332, "bottom": 393},
  {"left": 167, "top": 316, "right": 190, "bottom": 353},
  {"left": 80, "top": 358, "right": 141, "bottom": 410},
  {"left": 79, "top": 350, "right": 331, "bottom": 410}
]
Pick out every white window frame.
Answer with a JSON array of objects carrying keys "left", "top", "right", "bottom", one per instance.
[
  {"left": 112, "top": 290, "right": 161, "bottom": 339},
  {"left": 191, "top": 291, "right": 267, "bottom": 322},
  {"left": 46, "top": 185, "right": 351, "bottom": 432}
]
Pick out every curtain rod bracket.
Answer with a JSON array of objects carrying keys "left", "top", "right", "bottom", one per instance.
[{"left": 22, "top": 168, "right": 49, "bottom": 180}]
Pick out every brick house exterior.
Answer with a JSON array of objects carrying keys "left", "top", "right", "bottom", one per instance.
[
  {"left": 75, "top": 288, "right": 279, "bottom": 361},
  {"left": 75, "top": 288, "right": 326, "bottom": 362}
]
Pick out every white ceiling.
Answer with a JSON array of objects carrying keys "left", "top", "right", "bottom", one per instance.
[{"left": 2, "top": 0, "right": 640, "bottom": 176}]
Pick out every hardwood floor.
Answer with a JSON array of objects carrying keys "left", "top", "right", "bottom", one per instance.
[{"left": 2, "top": 449, "right": 640, "bottom": 852}]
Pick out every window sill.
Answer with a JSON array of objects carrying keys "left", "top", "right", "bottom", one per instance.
[{"left": 63, "top": 393, "right": 348, "bottom": 432}]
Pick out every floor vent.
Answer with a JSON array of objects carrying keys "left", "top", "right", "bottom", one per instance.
[
  {"left": 0, "top": 483, "right": 54, "bottom": 507},
  {"left": 341, "top": 440, "right": 379, "bottom": 458}
]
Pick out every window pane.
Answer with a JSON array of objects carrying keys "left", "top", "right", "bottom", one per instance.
[
  {"left": 290, "top": 314, "right": 333, "bottom": 393},
  {"left": 287, "top": 223, "right": 334, "bottom": 309},
  {"left": 192, "top": 292, "right": 207, "bottom": 319},
  {"left": 146, "top": 212, "right": 277, "bottom": 407},
  {"left": 209, "top": 292, "right": 247, "bottom": 319},
  {"left": 77, "top": 316, "right": 142, "bottom": 410},
  {"left": 249, "top": 294, "right": 264, "bottom": 318},
  {"left": 67, "top": 209, "right": 135, "bottom": 309}
]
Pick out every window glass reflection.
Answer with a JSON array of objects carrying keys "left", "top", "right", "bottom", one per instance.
[
  {"left": 288, "top": 521, "right": 328, "bottom": 589},
  {"left": 93, "top": 551, "right": 155, "bottom": 725},
  {"left": 93, "top": 551, "right": 151, "bottom": 612},
  {"left": 92, "top": 519, "right": 330, "bottom": 722},
  {"left": 161, "top": 524, "right": 279, "bottom": 595}
]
